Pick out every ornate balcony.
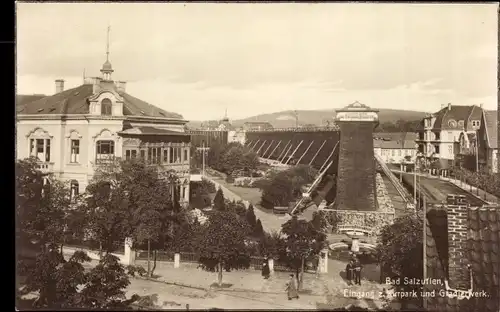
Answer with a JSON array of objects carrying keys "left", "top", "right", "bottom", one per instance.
[{"left": 35, "top": 162, "right": 54, "bottom": 173}]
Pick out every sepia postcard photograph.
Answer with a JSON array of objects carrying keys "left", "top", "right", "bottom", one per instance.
[{"left": 15, "top": 2, "right": 499, "bottom": 311}]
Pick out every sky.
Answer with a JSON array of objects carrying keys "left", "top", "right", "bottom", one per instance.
[{"left": 17, "top": 3, "right": 498, "bottom": 121}]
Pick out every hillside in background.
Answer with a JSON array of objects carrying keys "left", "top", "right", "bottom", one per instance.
[{"left": 187, "top": 108, "right": 427, "bottom": 129}]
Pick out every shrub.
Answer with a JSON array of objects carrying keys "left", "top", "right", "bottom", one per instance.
[{"left": 452, "top": 168, "right": 500, "bottom": 198}]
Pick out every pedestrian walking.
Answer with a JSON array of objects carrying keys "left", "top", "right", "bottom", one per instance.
[
  {"left": 345, "top": 260, "right": 354, "bottom": 285},
  {"left": 285, "top": 274, "right": 299, "bottom": 300},
  {"left": 353, "top": 258, "right": 362, "bottom": 285},
  {"left": 262, "top": 258, "right": 270, "bottom": 279}
]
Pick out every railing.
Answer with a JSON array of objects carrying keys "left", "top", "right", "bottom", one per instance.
[
  {"left": 246, "top": 126, "right": 340, "bottom": 132},
  {"left": 35, "top": 162, "right": 54, "bottom": 172},
  {"left": 374, "top": 154, "right": 413, "bottom": 205},
  {"left": 336, "top": 225, "right": 374, "bottom": 235}
]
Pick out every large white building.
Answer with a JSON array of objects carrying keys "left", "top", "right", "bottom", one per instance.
[
  {"left": 16, "top": 53, "right": 191, "bottom": 202},
  {"left": 415, "top": 103, "right": 483, "bottom": 173}
]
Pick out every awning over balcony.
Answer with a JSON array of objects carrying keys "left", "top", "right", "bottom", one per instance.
[{"left": 119, "top": 126, "right": 190, "bottom": 136}]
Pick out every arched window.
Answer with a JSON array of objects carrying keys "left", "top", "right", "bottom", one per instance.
[
  {"left": 70, "top": 180, "right": 79, "bottom": 203},
  {"left": 101, "top": 98, "right": 112, "bottom": 116}
]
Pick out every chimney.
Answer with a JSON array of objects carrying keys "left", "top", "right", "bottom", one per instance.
[
  {"left": 115, "top": 81, "right": 126, "bottom": 93},
  {"left": 55, "top": 79, "right": 65, "bottom": 94},
  {"left": 446, "top": 204, "right": 470, "bottom": 289},
  {"left": 448, "top": 103, "right": 452, "bottom": 111},
  {"left": 479, "top": 103, "right": 483, "bottom": 109}
]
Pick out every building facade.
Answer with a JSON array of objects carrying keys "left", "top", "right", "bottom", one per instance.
[
  {"left": 16, "top": 56, "right": 191, "bottom": 202},
  {"left": 416, "top": 103, "right": 483, "bottom": 172},
  {"left": 373, "top": 137, "right": 417, "bottom": 164},
  {"left": 457, "top": 109, "right": 498, "bottom": 173}
]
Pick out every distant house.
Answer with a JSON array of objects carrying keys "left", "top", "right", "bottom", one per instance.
[
  {"left": 416, "top": 103, "right": 484, "bottom": 175},
  {"left": 373, "top": 132, "right": 417, "bottom": 164},
  {"left": 242, "top": 121, "right": 274, "bottom": 131},
  {"left": 425, "top": 203, "right": 499, "bottom": 312},
  {"left": 228, "top": 128, "right": 246, "bottom": 145},
  {"left": 456, "top": 110, "right": 497, "bottom": 173}
]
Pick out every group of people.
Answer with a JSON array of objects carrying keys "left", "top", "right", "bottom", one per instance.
[{"left": 345, "top": 255, "right": 363, "bottom": 285}]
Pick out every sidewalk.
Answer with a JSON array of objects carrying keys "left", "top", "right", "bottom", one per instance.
[
  {"left": 133, "top": 259, "right": 387, "bottom": 309},
  {"left": 391, "top": 170, "right": 498, "bottom": 205},
  {"left": 443, "top": 177, "right": 498, "bottom": 204}
]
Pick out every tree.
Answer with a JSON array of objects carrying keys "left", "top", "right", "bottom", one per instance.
[
  {"left": 85, "top": 160, "right": 183, "bottom": 277},
  {"left": 254, "top": 219, "right": 264, "bottom": 238},
  {"left": 16, "top": 158, "right": 71, "bottom": 253},
  {"left": 257, "top": 231, "right": 283, "bottom": 258},
  {"left": 310, "top": 211, "right": 328, "bottom": 232},
  {"left": 17, "top": 247, "right": 137, "bottom": 309},
  {"left": 377, "top": 214, "right": 422, "bottom": 308},
  {"left": 80, "top": 254, "right": 132, "bottom": 309},
  {"left": 280, "top": 216, "right": 327, "bottom": 290},
  {"left": 213, "top": 188, "right": 226, "bottom": 211},
  {"left": 260, "top": 165, "right": 318, "bottom": 209},
  {"left": 196, "top": 210, "right": 251, "bottom": 286},
  {"left": 245, "top": 204, "right": 257, "bottom": 229},
  {"left": 261, "top": 173, "right": 295, "bottom": 209}
]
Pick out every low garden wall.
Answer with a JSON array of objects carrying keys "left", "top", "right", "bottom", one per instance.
[{"left": 320, "top": 210, "right": 394, "bottom": 237}]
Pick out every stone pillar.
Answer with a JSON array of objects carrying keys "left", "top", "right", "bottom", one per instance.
[
  {"left": 351, "top": 237, "right": 360, "bottom": 253},
  {"left": 318, "top": 248, "right": 329, "bottom": 273},
  {"left": 123, "top": 237, "right": 135, "bottom": 266},
  {"left": 268, "top": 258, "right": 274, "bottom": 273},
  {"left": 184, "top": 182, "right": 190, "bottom": 202},
  {"left": 174, "top": 253, "right": 180, "bottom": 268}
]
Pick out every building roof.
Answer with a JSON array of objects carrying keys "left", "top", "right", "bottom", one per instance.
[
  {"left": 16, "top": 84, "right": 183, "bottom": 119},
  {"left": 373, "top": 139, "right": 416, "bottom": 149},
  {"left": 336, "top": 101, "right": 378, "bottom": 112},
  {"left": 244, "top": 121, "right": 273, "bottom": 126},
  {"left": 119, "top": 126, "right": 190, "bottom": 136},
  {"left": 483, "top": 110, "right": 498, "bottom": 149},
  {"left": 425, "top": 205, "right": 500, "bottom": 312},
  {"left": 429, "top": 105, "right": 482, "bottom": 131},
  {"left": 16, "top": 94, "right": 47, "bottom": 107},
  {"left": 373, "top": 132, "right": 418, "bottom": 142}
]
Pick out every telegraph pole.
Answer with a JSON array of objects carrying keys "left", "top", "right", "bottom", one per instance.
[{"left": 197, "top": 141, "right": 210, "bottom": 177}]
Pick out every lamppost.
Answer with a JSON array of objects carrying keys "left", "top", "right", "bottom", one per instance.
[{"left": 414, "top": 144, "right": 420, "bottom": 207}]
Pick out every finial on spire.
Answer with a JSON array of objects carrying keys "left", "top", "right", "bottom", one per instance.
[{"left": 106, "top": 25, "right": 110, "bottom": 61}]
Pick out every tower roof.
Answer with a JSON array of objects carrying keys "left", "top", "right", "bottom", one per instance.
[{"left": 101, "top": 60, "right": 113, "bottom": 72}]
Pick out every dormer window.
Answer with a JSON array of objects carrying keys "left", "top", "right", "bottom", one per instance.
[
  {"left": 448, "top": 120, "right": 457, "bottom": 128},
  {"left": 471, "top": 120, "right": 480, "bottom": 128},
  {"left": 101, "top": 98, "right": 112, "bottom": 116},
  {"left": 458, "top": 120, "right": 464, "bottom": 128}
]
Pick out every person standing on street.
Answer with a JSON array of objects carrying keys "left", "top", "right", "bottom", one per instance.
[
  {"left": 262, "top": 257, "right": 270, "bottom": 279},
  {"left": 285, "top": 274, "right": 299, "bottom": 300},
  {"left": 345, "top": 260, "right": 354, "bottom": 285},
  {"left": 353, "top": 257, "right": 362, "bottom": 285}
]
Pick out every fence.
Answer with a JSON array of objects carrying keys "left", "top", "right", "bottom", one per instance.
[{"left": 135, "top": 251, "right": 318, "bottom": 273}]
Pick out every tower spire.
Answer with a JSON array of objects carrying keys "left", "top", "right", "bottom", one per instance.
[
  {"left": 106, "top": 25, "right": 110, "bottom": 61},
  {"left": 100, "top": 25, "right": 114, "bottom": 81},
  {"left": 83, "top": 68, "right": 86, "bottom": 84}
]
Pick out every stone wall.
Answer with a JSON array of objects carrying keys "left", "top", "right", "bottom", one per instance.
[
  {"left": 320, "top": 209, "right": 394, "bottom": 237},
  {"left": 335, "top": 121, "right": 377, "bottom": 211},
  {"left": 375, "top": 173, "right": 396, "bottom": 214}
]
